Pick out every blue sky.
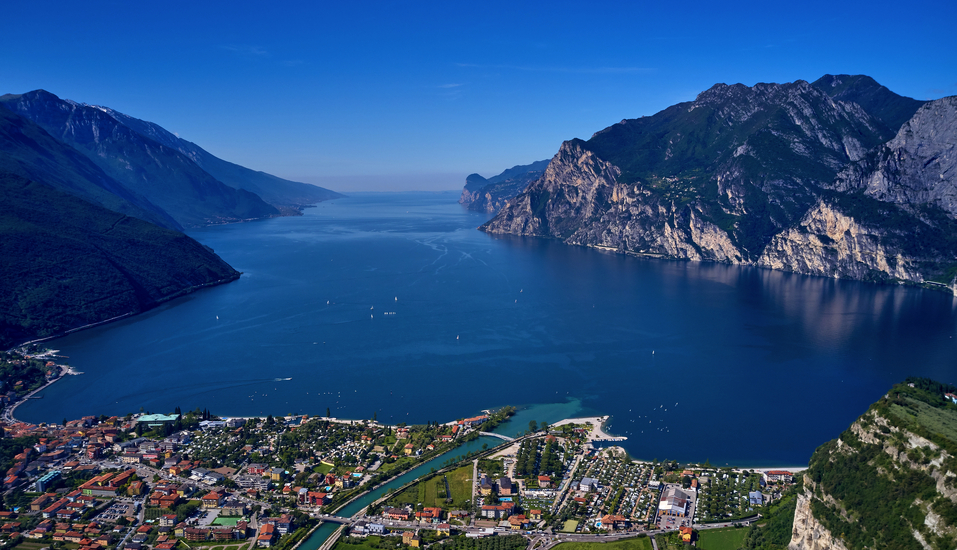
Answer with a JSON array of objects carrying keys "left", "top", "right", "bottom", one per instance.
[{"left": 4, "top": 0, "right": 956, "bottom": 191}]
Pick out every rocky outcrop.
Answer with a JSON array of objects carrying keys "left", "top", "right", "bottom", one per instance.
[
  {"left": 832, "top": 97, "right": 957, "bottom": 217},
  {"left": 482, "top": 77, "right": 957, "bottom": 292},
  {"left": 789, "top": 490, "right": 850, "bottom": 550},
  {"left": 757, "top": 199, "right": 924, "bottom": 282},
  {"left": 483, "top": 141, "right": 746, "bottom": 261}
]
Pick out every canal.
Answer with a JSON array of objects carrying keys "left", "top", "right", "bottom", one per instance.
[{"left": 297, "top": 435, "right": 502, "bottom": 550}]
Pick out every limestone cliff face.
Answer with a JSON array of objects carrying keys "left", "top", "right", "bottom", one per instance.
[
  {"left": 482, "top": 141, "right": 744, "bottom": 262},
  {"left": 757, "top": 199, "right": 925, "bottom": 282},
  {"left": 789, "top": 490, "right": 850, "bottom": 550},
  {"left": 833, "top": 96, "right": 957, "bottom": 217},
  {"left": 482, "top": 79, "right": 957, "bottom": 292}
]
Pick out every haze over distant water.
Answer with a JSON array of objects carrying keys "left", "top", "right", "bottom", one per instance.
[{"left": 21, "top": 192, "right": 957, "bottom": 465}]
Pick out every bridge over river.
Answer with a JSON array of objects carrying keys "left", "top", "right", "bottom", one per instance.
[
  {"left": 312, "top": 514, "right": 350, "bottom": 524},
  {"left": 478, "top": 432, "right": 515, "bottom": 442}
]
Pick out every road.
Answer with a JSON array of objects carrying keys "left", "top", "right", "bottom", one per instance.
[
  {"left": 551, "top": 451, "right": 584, "bottom": 516},
  {"left": 470, "top": 459, "right": 478, "bottom": 527}
]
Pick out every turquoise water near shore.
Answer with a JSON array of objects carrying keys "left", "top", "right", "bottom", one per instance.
[{"left": 19, "top": 192, "right": 957, "bottom": 465}]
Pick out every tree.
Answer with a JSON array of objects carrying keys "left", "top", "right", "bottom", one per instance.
[
  {"left": 528, "top": 420, "right": 538, "bottom": 433},
  {"left": 327, "top": 407, "right": 331, "bottom": 417}
]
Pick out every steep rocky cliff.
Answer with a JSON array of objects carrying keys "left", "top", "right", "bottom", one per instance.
[
  {"left": 789, "top": 492, "right": 850, "bottom": 550},
  {"left": 831, "top": 97, "right": 957, "bottom": 216},
  {"left": 482, "top": 77, "right": 957, "bottom": 291},
  {"left": 789, "top": 379, "right": 957, "bottom": 550},
  {"left": 482, "top": 140, "right": 745, "bottom": 261}
]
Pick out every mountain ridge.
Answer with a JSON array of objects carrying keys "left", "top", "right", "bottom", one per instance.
[
  {"left": 0, "top": 106, "right": 182, "bottom": 231},
  {"left": 460, "top": 159, "right": 549, "bottom": 213},
  {"left": 0, "top": 90, "right": 282, "bottom": 228},
  {"left": 0, "top": 88, "right": 345, "bottom": 347},
  {"left": 95, "top": 104, "right": 343, "bottom": 208},
  {"left": 480, "top": 76, "right": 957, "bottom": 292},
  {"left": 0, "top": 172, "right": 240, "bottom": 349}
]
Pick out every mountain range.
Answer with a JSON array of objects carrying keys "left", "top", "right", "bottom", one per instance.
[
  {"left": 0, "top": 90, "right": 341, "bottom": 228},
  {"left": 474, "top": 75, "right": 957, "bottom": 292},
  {"left": 0, "top": 90, "right": 341, "bottom": 347}
]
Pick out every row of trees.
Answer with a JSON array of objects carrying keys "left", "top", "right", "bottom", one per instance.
[
  {"left": 538, "top": 439, "right": 564, "bottom": 477},
  {"left": 514, "top": 439, "right": 540, "bottom": 478}
]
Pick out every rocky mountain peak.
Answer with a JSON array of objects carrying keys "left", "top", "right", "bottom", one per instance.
[
  {"left": 481, "top": 76, "right": 957, "bottom": 291},
  {"left": 812, "top": 73, "right": 926, "bottom": 133}
]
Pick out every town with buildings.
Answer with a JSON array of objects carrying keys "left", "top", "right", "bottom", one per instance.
[{"left": 0, "top": 348, "right": 800, "bottom": 550}]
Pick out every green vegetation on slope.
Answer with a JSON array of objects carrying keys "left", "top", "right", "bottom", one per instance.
[
  {"left": 1, "top": 91, "right": 279, "bottom": 228},
  {"left": 811, "top": 74, "right": 926, "bottom": 133},
  {"left": 804, "top": 379, "right": 957, "bottom": 550},
  {"left": 0, "top": 104, "right": 180, "bottom": 230},
  {"left": 0, "top": 172, "right": 240, "bottom": 348},
  {"left": 740, "top": 494, "right": 797, "bottom": 550}
]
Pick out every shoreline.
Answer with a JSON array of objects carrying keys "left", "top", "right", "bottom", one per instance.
[
  {"left": 551, "top": 415, "right": 623, "bottom": 441},
  {"left": 3, "top": 363, "right": 72, "bottom": 424},
  {"left": 5, "top": 388, "right": 809, "bottom": 469}
]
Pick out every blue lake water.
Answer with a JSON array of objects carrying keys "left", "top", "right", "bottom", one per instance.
[{"left": 20, "top": 191, "right": 957, "bottom": 466}]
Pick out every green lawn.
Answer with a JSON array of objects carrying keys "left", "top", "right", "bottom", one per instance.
[
  {"left": 333, "top": 535, "right": 403, "bottom": 550},
  {"left": 387, "top": 465, "right": 473, "bottom": 509},
  {"left": 560, "top": 520, "right": 579, "bottom": 533},
  {"left": 446, "top": 465, "right": 474, "bottom": 506},
  {"left": 145, "top": 506, "right": 173, "bottom": 520},
  {"left": 552, "top": 535, "right": 652, "bottom": 550},
  {"left": 212, "top": 517, "right": 241, "bottom": 526},
  {"left": 696, "top": 527, "right": 749, "bottom": 550}
]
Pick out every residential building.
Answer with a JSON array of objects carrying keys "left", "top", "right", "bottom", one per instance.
[{"left": 498, "top": 477, "right": 514, "bottom": 496}]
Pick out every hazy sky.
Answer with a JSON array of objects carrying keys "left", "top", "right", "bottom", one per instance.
[{"left": 5, "top": 0, "right": 956, "bottom": 191}]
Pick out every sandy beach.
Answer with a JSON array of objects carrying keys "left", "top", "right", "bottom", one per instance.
[{"left": 551, "top": 415, "right": 623, "bottom": 441}]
